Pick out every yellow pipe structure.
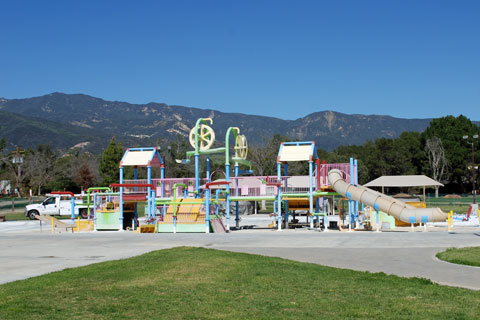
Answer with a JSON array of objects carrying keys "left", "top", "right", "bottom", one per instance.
[{"left": 448, "top": 210, "right": 453, "bottom": 232}]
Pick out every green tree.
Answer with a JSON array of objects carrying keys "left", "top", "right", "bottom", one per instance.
[
  {"left": 395, "top": 131, "right": 425, "bottom": 175},
  {"left": 99, "top": 138, "right": 124, "bottom": 186},
  {"left": 421, "top": 115, "right": 480, "bottom": 193},
  {"left": 330, "top": 143, "right": 371, "bottom": 184},
  {"left": 333, "top": 132, "right": 424, "bottom": 184},
  {"left": 381, "top": 131, "right": 426, "bottom": 178},
  {"left": 157, "top": 135, "right": 195, "bottom": 178},
  {"left": 0, "top": 138, "right": 7, "bottom": 180}
]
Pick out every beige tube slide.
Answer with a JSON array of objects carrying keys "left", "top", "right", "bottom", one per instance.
[{"left": 328, "top": 169, "right": 447, "bottom": 223}]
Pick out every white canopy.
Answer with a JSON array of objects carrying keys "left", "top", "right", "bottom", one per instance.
[
  {"left": 121, "top": 151, "right": 153, "bottom": 167},
  {"left": 119, "top": 148, "right": 163, "bottom": 168},
  {"left": 278, "top": 145, "right": 313, "bottom": 162},
  {"left": 364, "top": 175, "right": 443, "bottom": 187}
]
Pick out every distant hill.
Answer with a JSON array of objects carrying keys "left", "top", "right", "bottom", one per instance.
[
  {"left": 285, "top": 111, "right": 433, "bottom": 151},
  {"left": 0, "top": 92, "right": 455, "bottom": 153},
  {"left": 0, "top": 110, "right": 94, "bottom": 150}
]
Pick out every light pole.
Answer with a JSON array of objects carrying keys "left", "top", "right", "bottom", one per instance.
[
  {"left": 12, "top": 149, "right": 24, "bottom": 194},
  {"left": 463, "top": 135, "right": 478, "bottom": 204},
  {"left": 10, "top": 146, "right": 24, "bottom": 211}
]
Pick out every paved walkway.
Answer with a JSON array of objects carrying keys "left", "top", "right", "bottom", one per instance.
[{"left": 1, "top": 221, "right": 480, "bottom": 290}]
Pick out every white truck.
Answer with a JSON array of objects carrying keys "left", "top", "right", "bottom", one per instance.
[{"left": 25, "top": 193, "right": 90, "bottom": 220}]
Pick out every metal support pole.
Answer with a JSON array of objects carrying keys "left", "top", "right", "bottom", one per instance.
[
  {"left": 354, "top": 159, "right": 359, "bottom": 224},
  {"left": 349, "top": 199, "right": 352, "bottom": 231},
  {"left": 349, "top": 158, "right": 355, "bottom": 229},
  {"left": 160, "top": 166, "right": 165, "bottom": 197},
  {"left": 314, "top": 162, "right": 319, "bottom": 229},
  {"left": 277, "top": 162, "right": 282, "bottom": 230},
  {"left": 150, "top": 190, "right": 154, "bottom": 220},
  {"left": 472, "top": 142, "right": 476, "bottom": 204},
  {"left": 216, "top": 189, "right": 221, "bottom": 217},
  {"left": 347, "top": 192, "right": 352, "bottom": 232},
  {"left": 374, "top": 203, "right": 380, "bottom": 232},
  {"left": 284, "top": 163, "right": 289, "bottom": 228},
  {"left": 195, "top": 154, "right": 199, "bottom": 198},
  {"left": 463, "top": 135, "right": 478, "bottom": 204},
  {"left": 172, "top": 184, "right": 186, "bottom": 234},
  {"left": 206, "top": 157, "right": 211, "bottom": 233},
  {"left": 119, "top": 167, "right": 124, "bottom": 230},
  {"left": 309, "top": 161, "right": 314, "bottom": 229},
  {"left": 277, "top": 188, "right": 282, "bottom": 231},
  {"left": 206, "top": 157, "right": 210, "bottom": 181},
  {"left": 448, "top": 210, "right": 453, "bottom": 232},
  {"left": 205, "top": 188, "right": 210, "bottom": 234},
  {"left": 71, "top": 197, "right": 75, "bottom": 224},
  {"left": 225, "top": 164, "right": 230, "bottom": 231},
  {"left": 93, "top": 193, "right": 97, "bottom": 231},
  {"left": 235, "top": 164, "right": 240, "bottom": 229},
  {"left": 323, "top": 196, "right": 328, "bottom": 231}
]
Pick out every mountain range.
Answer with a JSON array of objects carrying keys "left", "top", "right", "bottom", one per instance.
[{"left": 0, "top": 92, "right": 457, "bottom": 153}]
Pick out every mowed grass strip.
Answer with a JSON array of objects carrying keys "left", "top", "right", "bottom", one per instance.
[
  {"left": 1, "top": 211, "right": 29, "bottom": 221},
  {"left": 437, "top": 247, "right": 480, "bottom": 267},
  {"left": 1, "top": 247, "right": 480, "bottom": 319}
]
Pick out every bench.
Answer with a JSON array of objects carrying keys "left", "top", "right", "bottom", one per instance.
[{"left": 35, "top": 215, "right": 76, "bottom": 233}]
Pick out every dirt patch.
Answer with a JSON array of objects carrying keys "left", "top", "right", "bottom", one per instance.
[{"left": 444, "top": 194, "right": 462, "bottom": 199}]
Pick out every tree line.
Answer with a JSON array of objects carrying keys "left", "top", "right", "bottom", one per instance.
[
  {"left": 0, "top": 139, "right": 117, "bottom": 196},
  {"left": 0, "top": 115, "right": 478, "bottom": 196}
]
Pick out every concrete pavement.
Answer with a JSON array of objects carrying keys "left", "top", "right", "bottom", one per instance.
[{"left": 1, "top": 220, "right": 480, "bottom": 290}]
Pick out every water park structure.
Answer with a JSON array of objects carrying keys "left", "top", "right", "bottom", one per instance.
[{"left": 40, "top": 117, "right": 460, "bottom": 234}]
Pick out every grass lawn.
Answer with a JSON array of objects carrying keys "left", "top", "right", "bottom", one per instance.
[
  {"left": 0, "top": 210, "right": 74, "bottom": 221},
  {"left": 0, "top": 211, "right": 29, "bottom": 221},
  {"left": 426, "top": 196, "right": 473, "bottom": 214},
  {"left": 437, "top": 247, "right": 480, "bottom": 267},
  {"left": 1, "top": 247, "right": 480, "bottom": 319}
]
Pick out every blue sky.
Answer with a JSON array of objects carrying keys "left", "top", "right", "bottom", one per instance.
[{"left": 0, "top": 0, "right": 479, "bottom": 120}]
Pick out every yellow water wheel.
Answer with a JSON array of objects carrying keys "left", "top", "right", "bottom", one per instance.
[
  {"left": 234, "top": 134, "right": 248, "bottom": 159},
  {"left": 189, "top": 124, "right": 215, "bottom": 150}
]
